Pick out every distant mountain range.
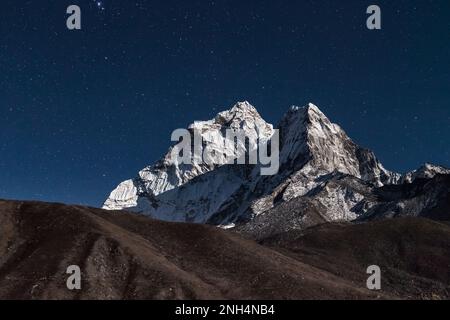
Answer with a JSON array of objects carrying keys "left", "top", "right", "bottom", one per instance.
[{"left": 103, "top": 102, "right": 450, "bottom": 235}]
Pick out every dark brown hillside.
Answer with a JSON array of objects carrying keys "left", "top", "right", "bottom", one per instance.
[
  {"left": 0, "top": 199, "right": 380, "bottom": 300},
  {"left": 1, "top": 199, "right": 448, "bottom": 300},
  {"left": 261, "top": 218, "right": 450, "bottom": 299}
]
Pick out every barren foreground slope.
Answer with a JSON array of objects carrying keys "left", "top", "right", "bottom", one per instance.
[{"left": 0, "top": 199, "right": 448, "bottom": 300}]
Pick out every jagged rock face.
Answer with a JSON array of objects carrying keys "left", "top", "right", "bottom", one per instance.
[
  {"left": 236, "top": 173, "right": 450, "bottom": 240},
  {"left": 103, "top": 101, "right": 449, "bottom": 228},
  {"left": 240, "top": 173, "right": 377, "bottom": 239},
  {"left": 279, "top": 104, "right": 399, "bottom": 185},
  {"left": 239, "top": 104, "right": 399, "bottom": 218}
]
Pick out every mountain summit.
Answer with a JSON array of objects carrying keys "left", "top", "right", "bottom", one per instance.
[
  {"left": 103, "top": 102, "right": 449, "bottom": 230},
  {"left": 277, "top": 103, "right": 399, "bottom": 185}
]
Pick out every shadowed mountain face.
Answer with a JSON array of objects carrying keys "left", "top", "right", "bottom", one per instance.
[
  {"left": 235, "top": 173, "right": 450, "bottom": 240},
  {"left": 366, "top": 174, "right": 450, "bottom": 221},
  {"left": 0, "top": 199, "right": 449, "bottom": 300}
]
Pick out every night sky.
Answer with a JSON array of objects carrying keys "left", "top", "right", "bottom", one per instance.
[{"left": 0, "top": 0, "right": 449, "bottom": 207}]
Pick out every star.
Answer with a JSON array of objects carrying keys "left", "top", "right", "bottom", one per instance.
[{"left": 93, "top": 0, "right": 105, "bottom": 11}]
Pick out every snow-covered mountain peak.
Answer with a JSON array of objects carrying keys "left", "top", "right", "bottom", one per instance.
[
  {"left": 279, "top": 103, "right": 340, "bottom": 138},
  {"left": 103, "top": 101, "right": 274, "bottom": 213},
  {"left": 422, "top": 163, "right": 449, "bottom": 172},
  {"left": 104, "top": 101, "right": 446, "bottom": 228},
  {"left": 278, "top": 103, "right": 349, "bottom": 167},
  {"left": 402, "top": 163, "right": 450, "bottom": 183},
  {"left": 285, "top": 102, "right": 327, "bottom": 118},
  {"left": 229, "top": 100, "right": 258, "bottom": 113},
  {"left": 189, "top": 101, "right": 273, "bottom": 137},
  {"left": 273, "top": 102, "right": 399, "bottom": 205},
  {"left": 305, "top": 102, "right": 328, "bottom": 117}
]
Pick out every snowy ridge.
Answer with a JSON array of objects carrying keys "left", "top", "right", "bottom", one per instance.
[{"left": 401, "top": 163, "right": 450, "bottom": 183}]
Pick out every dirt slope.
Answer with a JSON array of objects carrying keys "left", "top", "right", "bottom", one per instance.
[
  {"left": 0, "top": 199, "right": 380, "bottom": 300},
  {"left": 0, "top": 199, "right": 448, "bottom": 300},
  {"left": 261, "top": 218, "right": 450, "bottom": 299}
]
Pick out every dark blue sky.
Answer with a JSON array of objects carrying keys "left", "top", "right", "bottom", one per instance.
[{"left": 0, "top": 0, "right": 449, "bottom": 207}]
